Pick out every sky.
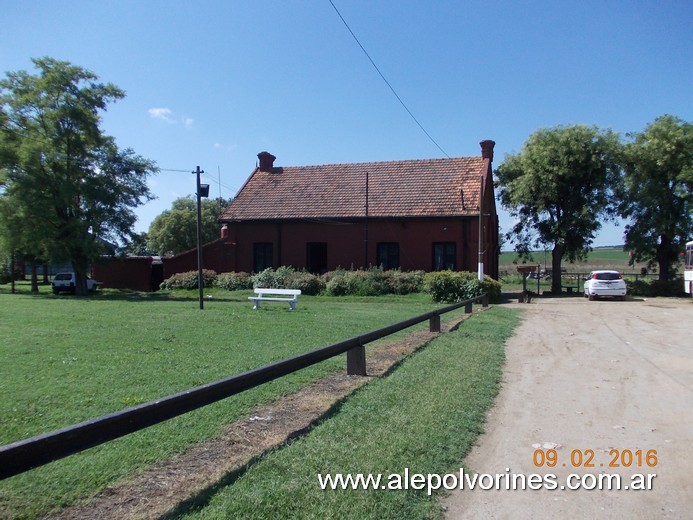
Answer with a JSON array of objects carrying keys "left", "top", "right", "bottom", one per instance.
[{"left": 1, "top": 0, "right": 691, "bottom": 248}]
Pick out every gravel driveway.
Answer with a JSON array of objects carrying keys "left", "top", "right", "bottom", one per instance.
[{"left": 442, "top": 296, "right": 692, "bottom": 519}]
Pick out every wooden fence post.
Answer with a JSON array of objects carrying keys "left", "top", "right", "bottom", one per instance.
[
  {"left": 482, "top": 294, "right": 489, "bottom": 308},
  {"left": 429, "top": 315, "right": 441, "bottom": 332},
  {"left": 465, "top": 302, "right": 473, "bottom": 314},
  {"left": 347, "top": 345, "right": 366, "bottom": 376}
]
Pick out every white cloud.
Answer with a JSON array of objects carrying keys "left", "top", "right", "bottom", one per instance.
[
  {"left": 214, "top": 142, "right": 238, "bottom": 153},
  {"left": 148, "top": 108, "right": 193, "bottom": 128},
  {"left": 148, "top": 107, "right": 175, "bottom": 123}
]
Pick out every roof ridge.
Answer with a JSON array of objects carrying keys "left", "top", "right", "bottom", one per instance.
[{"left": 279, "top": 155, "right": 481, "bottom": 170}]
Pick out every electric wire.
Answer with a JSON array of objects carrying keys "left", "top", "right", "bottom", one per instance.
[
  {"left": 160, "top": 168, "right": 239, "bottom": 198},
  {"left": 328, "top": 0, "right": 450, "bottom": 158}
]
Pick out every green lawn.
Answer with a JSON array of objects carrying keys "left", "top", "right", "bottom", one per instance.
[
  {"left": 171, "top": 307, "right": 520, "bottom": 519},
  {"left": 499, "top": 246, "right": 637, "bottom": 272},
  {"left": 0, "top": 285, "right": 459, "bottom": 518},
  {"left": 498, "top": 247, "right": 661, "bottom": 293}
]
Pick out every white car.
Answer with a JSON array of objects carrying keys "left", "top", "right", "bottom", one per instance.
[
  {"left": 52, "top": 273, "right": 98, "bottom": 294},
  {"left": 584, "top": 270, "right": 627, "bottom": 301}
]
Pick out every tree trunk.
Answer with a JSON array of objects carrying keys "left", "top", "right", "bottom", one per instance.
[
  {"left": 10, "top": 253, "right": 16, "bottom": 294},
  {"left": 551, "top": 244, "right": 564, "bottom": 294},
  {"left": 72, "top": 257, "right": 90, "bottom": 296},
  {"left": 656, "top": 234, "right": 672, "bottom": 282},
  {"left": 30, "top": 259, "right": 39, "bottom": 293}
]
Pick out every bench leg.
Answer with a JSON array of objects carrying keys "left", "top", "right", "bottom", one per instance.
[
  {"left": 289, "top": 300, "right": 296, "bottom": 311},
  {"left": 253, "top": 301, "right": 260, "bottom": 310}
]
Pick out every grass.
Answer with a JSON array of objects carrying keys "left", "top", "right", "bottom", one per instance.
[
  {"left": 0, "top": 284, "right": 460, "bottom": 519},
  {"left": 168, "top": 307, "right": 520, "bottom": 519},
  {"left": 498, "top": 247, "right": 665, "bottom": 292},
  {"left": 499, "top": 246, "right": 642, "bottom": 273}
]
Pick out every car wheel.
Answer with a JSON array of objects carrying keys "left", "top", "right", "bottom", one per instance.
[{"left": 588, "top": 293, "right": 595, "bottom": 301}]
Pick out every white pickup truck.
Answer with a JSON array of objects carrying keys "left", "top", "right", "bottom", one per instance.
[{"left": 51, "top": 273, "right": 98, "bottom": 294}]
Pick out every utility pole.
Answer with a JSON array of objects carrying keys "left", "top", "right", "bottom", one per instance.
[{"left": 194, "top": 166, "right": 209, "bottom": 310}]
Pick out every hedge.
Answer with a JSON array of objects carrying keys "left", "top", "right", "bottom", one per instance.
[
  {"left": 158, "top": 267, "right": 501, "bottom": 302},
  {"left": 424, "top": 270, "right": 501, "bottom": 303}
]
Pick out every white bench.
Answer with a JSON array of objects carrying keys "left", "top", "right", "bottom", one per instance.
[{"left": 249, "top": 288, "right": 301, "bottom": 311}]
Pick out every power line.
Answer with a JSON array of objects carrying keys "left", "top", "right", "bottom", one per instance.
[
  {"left": 160, "top": 167, "right": 239, "bottom": 198},
  {"left": 328, "top": 0, "right": 450, "bottom": 158}
]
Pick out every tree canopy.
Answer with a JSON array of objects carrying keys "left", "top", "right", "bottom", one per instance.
[
  {"left": 0, "top": 57, "right": 157, "bottom": 294},
  {"left": 147, "top": 196, "right": 230, "bottom": 255},
  {"left": 495, "top": 125, "right": 622, "bottom": 292},
  {"left": 621, "top": 115, "right": 692, "bottom": 280}
]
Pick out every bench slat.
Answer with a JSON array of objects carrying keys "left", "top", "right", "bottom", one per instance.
[
  {"left": 249, "top": 288, "right": 300, "bottom": 311},
  {"left": 253, "top": 288, "right": 301, "bottom": 296}
]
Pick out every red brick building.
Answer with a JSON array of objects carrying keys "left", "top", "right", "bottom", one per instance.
[{"left": 206, "top": 140, "right": 499, "bottom": 278}]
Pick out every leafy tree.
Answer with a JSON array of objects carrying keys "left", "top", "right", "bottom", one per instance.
[
  {"left": 120, "top": 231, "right": 153, "bottom": 256},
  {"left": 495, "top": 125, "right": 623, "bottom": 293},
  {"left": 0, "top": 57, "right": 157, "bottom": 294},
  {"left": 147, "top": 196, "right": 230, "bottom": 255},
  {"left": 621, "top": 115, "right": 692, "bottom": 281},
  {"left": 0, "top": 195, "right": 49, "bottom": 292}
]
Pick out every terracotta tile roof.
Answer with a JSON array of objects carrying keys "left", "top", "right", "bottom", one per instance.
[{"left": 221, "top": 156, "right": 489, "bottom": 221}]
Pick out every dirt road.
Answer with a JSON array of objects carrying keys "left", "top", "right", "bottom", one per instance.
[{"left": 442, "top": 296, "right": 693, "bottom": 519}]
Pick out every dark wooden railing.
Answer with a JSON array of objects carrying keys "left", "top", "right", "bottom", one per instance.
[{"left": 0, "top": 294, "right": 488, "bottom": 480}]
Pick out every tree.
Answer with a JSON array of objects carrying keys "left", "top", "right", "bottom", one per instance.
[
  {"left": 147, "top": 196, "right": 230, "bottom": 255},
  {"left": 121, "top": 232, "right": 153, "bottom": 256},
  {"left": 495, "top": 125, "right": 623, "bottom": 293},
  {"left": 0, "top": 58, "right": 157, "bottom": 294},
  {"left": 621, "top": 115, "right": 692, "bottom": 281}
]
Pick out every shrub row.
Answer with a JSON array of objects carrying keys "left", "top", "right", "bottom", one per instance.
[{"left": 159, "top": 267, "right": 501, "bottom": 302}]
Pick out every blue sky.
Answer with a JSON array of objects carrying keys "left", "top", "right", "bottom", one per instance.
[{"left": 2, "top": 0, "right": 691, "bottom": 247}]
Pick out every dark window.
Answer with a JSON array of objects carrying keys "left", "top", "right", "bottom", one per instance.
[
  {"left": 433, "top": 242, "right": 456, "bottom": 271},
  {"left": 254, "top": 243, "right": 273, "bottom": 272},
  {"left": 306, "top": 242, "right": 328, "bottom": 274},
  {"left": 594, "top": 272, "right": 621, "bottom": 281},
  {"left": 377, "top": 242, "right": 400, "bottom": 270}
]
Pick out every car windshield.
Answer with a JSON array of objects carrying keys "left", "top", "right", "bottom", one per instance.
[
  {"left": 595, "top": 272, "right": 620, "bottom": 280},
  {"left": 55, "top": 274, "right": 72, "bottom": 280}
]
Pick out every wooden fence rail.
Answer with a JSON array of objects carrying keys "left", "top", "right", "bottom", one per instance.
[{"left": 0, "top": 293, "right": 488, "bottom": 480}]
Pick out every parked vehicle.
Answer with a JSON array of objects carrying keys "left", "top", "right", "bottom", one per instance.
[
  {"left": 583, "top": 270, "right": 627, "bottom": 301},
  {"left": 51, "top": 273, "right": 98, "bottom": 294}
]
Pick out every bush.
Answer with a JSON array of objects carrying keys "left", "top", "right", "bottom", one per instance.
[
  {"left": 324, "top": 269, "right": 364, "bottom": 296},
  {"left": 160, "top": 270, "right": 218, "bottom": 290},
  {"left": 480, "top": 275, "right": 503, "bottom": 303},
  {"left": 627, "top": 278, "right": 686, "bottom": 297},
  {"left": 283, "top": 271, "right": 324, "bottom": 295},
  {"left": 248, "top": 267, "right": 324, "bottom": 295},
  {"left": 215, "top": 272, "right": 253, "bottom": 291},
  {"left": 424, "top": 270, "right": 498, "bottom": 303},
  {"left": 251, "top": 266, "right": 295, "bottom": 289},
  {"left": 322, "top": 268, "right": 425, "bottom": 297},
  {"left": 323, "top": 269, "right": 380, "bottom": 296},
  {"left": 389, "top": 270, "right": 425, "bottom": 295}
]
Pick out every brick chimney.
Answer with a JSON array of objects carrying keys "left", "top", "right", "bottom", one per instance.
[
  {"left": 480, "top": 140, "right": 495, "bottom": 161},
  {"left": 257, "top": 151, "right": 276, "bottom": 172}
]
